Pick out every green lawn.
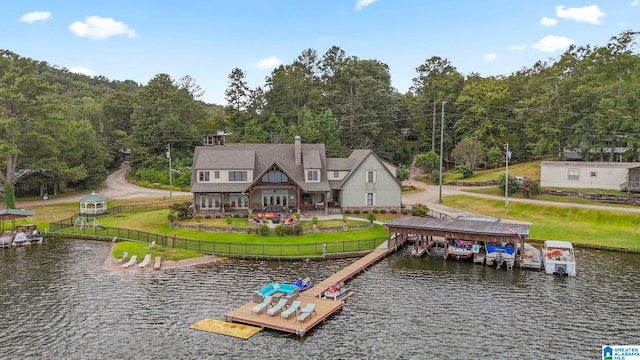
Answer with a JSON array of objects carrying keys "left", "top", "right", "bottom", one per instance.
[{"left": 443, "top": 195, "right": 640, "bottom": 250}]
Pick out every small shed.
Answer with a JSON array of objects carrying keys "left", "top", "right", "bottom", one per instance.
[{"left": 80, "top": 191, "right": 108, "bottom": 215}]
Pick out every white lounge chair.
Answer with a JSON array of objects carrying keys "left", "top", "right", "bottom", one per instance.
[
  {"left": 251, "top": 295, "right": 273, "bottom": 315},
  {"left": 266, "top": 298, "right": 288, "bottom": 316},
  {"left": 121, "top": 255, "right": 137, "bottom": 268},
  {"left": 281, "top": 300, "right": 301, "bottom": 319},
  {"left": 296, "top": 303, "right": 316, "bottom": 323},
  {"left": 138, "top": 254, "right": 152, "bottom": 268},
  {"left": 150, "top": 241, "right": 156, "bottom": 248},
  {"left": 117, "top": 251, "right": 129, "bottom": 263}
]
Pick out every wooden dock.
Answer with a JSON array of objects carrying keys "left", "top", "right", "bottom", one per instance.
[
  {"left": 304, "top": 249, "right": 390, "bottom": 298},
  {"left": 222, "top": 240, "right": 403, "bottom": 337},
  {"left": 224, "top": 295, "right": 343, "bottom": 337}
]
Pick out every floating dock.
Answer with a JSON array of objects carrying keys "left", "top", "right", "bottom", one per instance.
[
  {"left": 222, "top": 241, "right": 403, "bottom": 337},
  {"left": 190, "top": 318, "right": 262, "bottom": 339}
]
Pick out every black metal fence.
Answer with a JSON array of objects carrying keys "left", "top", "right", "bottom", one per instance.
[{"left": 49, "top": 214, "right": 387, "bottom": 258}]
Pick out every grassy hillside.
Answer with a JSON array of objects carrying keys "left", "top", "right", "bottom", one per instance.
[{"left": 443, "top": 161, "right": 542, "bottom": 183}]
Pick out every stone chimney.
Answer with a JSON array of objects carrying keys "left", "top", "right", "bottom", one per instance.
[{"left": 294, "top": 135, "right": 302, "bottom": 165}]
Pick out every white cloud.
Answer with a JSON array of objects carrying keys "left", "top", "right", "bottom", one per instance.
[
  {"left": 69, "top": 16, "right": 138, "bottom": 40},
  {"left": 251, "top": 56, "right": 282, "bottom": 70},
  {"left": 355, "top": 0, "right": 376, "bottom": 11},
  {"left": 69, "top": 66, "right": 96, "bottom": 76},
  {"left": 532, "top": 35, "right": 574, "bottom": 52},
  {"left": 540, "top": 17, "right": 558, "bottom": 26},
  {"left": 508, "top": 43, "right": 527, "bottom": 51},
  {"left": 555, "top": 5, "right": 606, "bottom": 24},
  {"left": 19, "top": 11, "right": 52, "bottom": 23},
  {"left": 631, "top": 0, "right": 639, "bottom": 6},
  {"left": 482, "top": 53, "right": 497, "bottom": 61}
]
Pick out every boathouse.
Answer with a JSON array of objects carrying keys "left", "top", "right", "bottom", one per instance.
[{"left": 385, "top": 216, "right": 531, "bottom": 260}]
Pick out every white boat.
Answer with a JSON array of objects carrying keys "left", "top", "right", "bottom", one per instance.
[
  {"left": 0, "top": 231, "right": 13, "bottom": 248},
  {"left": 541, "top": 240, "right": 576, "bottom": 276},
  {"left": 446, "top": 240, "right": 474, "bottom": 260},
  {"left": 485, "top": 244, "right": 516, "bottom": 269},
  {"left": 518, "top": 242, "right": 542, "bottom": 270},
  {"left": 12, "top": 231, "right": 29, "bottom": 246},
  {"left": 17, "top": 224, "right": 43, "bottom": 244}
]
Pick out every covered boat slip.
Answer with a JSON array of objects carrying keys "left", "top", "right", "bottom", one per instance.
[{"left": 385, "top": 216, "right": 531, "bottom": 268}]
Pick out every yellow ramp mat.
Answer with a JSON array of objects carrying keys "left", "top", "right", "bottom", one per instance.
[{"left": 190, "top": 319, "right": 262, "bottom": 339}]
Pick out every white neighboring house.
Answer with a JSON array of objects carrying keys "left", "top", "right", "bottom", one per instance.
[
  {"left": 190, "top": 133, "right": 401, "bottom": 215},
  {"left": 539, "top": 161, "right": 640, "bottom": 191}
]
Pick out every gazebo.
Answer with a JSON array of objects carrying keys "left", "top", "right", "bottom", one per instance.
[{"left": 79, "top": 191, "right": 108, "bottom": 215}]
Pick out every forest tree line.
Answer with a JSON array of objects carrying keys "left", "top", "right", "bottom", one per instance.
[{"left": 1, "top": 30, "right": 639, "bottom": 205}]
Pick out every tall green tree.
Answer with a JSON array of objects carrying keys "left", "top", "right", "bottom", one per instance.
[{"left": 129, "top": 73, "right": 204, "bottom": 170}]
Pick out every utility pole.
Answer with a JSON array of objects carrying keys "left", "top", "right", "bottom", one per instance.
[
  {"left": 166, "top": 143, "right": 173, "bottom": 202},
  {"left": 504, "top": 143, "right": 511, "bottom": 206},
  {"left": 438, "top": 101, "right": 446, "bottom": 204}
]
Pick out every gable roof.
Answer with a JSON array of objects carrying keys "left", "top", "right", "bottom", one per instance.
[
  {"left": 336, "top": 149, "right": 401, "bottom": 188},
  {"left": 191, "top": 143, "right": 330, "bottom": 193}
]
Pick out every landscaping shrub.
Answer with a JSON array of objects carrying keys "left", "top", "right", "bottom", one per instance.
[
  {"left": 285, "top": 224, "right": 303, "bottom": 235},
  {"left": 353, "top": 209, "right": 361, "bottom": 214},
  {"left": 274, "top": 225, "right": 286, "bottom": 236},
  {"left": 233, "top": 214, "right": 240, "bottom": 218},
  {"left": 401, "top": 209, "right": 409, "bottom": 215},
  {"left": 257, "top": 224, "right": 270, "bottom": 236},
  {"left": 389, "top": 209, "right": 396, "bottom": 214},
  {"left": 372, "top": 209, "right": 379, "bottom": 214},
  {"left": 520, "top": 178, "right": 541, "bottom": 198},
  {"left": 169, "top": 202, "right": 192, "bottom": 220},
  {"left": 380, "top": 209, "right": 387, "bottom": 214},
  {"left": 411, "top": 207, "right": 427, "bottom": 217},
  {"left": 204, "top": 215, "right": 211, "bottom": 219},
  {"left": 367, "top": 212, "right": 376, "bottom": 224},
  {"left": 362, "top": 210, "right": 369, "bottom": 214},
  {"left": 344, "top": 210, "right": 351, "bottom": 214},
  {"left": 215, "top": 214, "right": 221, "bottom": 219}
]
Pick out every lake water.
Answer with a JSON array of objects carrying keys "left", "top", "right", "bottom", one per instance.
[{"left": 1, "top": 239, "right": 638, "bottom": 359}]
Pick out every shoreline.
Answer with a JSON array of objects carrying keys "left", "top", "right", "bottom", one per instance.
[{"left": 104, "top": 243, "right": 222, "bottom": 272}]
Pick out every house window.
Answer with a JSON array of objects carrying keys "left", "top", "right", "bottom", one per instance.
[
  {"left": 262, "top": 171, "right": 288, "bottom": 183},
  {"left": 229, "top": 171, "right": 247, "bottom": 181},
  {"left": 198, "top": 171, "right": 210, "bottom": 182},
  {"left": 214, "top": 171, "right": 220, "bottom": 179},
  {"left": 366, "top": 193, "right": 374, "bottom": 206},
  {"left": 199, "top": 194, "right": 219, "bottom": 209},
  {"left": 568, "top": 169, "right": 580, "bottom": 181},
  {"left": 590, "top": 171, "right": 597, "bottom": 177},
  {"left": 366, "top": 171, "right": 376, "bottom": 183},
  {"left": 333, "top": 170, "right": 339, "bottom": 178},
  {"left": 307, "top": 170, "right": 318, "bottom": 181}
]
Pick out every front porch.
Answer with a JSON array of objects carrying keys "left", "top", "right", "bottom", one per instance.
[{"left": 193, "top": 191, "right": 341, "bottom": 217}]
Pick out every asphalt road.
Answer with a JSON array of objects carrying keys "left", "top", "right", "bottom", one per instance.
[{"left": 16, "top": 165, "right": 191, "bottom": 207}]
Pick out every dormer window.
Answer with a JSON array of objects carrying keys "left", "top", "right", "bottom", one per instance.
[{"left": 307, "top": 170, "right": 319, "bottom": 181}]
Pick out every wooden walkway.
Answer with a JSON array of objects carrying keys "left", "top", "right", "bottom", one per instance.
[
  {"left": 223, "top": 238, "right": 405, "bottom": 337},
  {"left": 304, "top": 249, "right": 391, "bottom": 298}
]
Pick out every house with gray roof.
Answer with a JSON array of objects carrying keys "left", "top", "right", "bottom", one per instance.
[{"left": 190, "top": 133, "right": 401, "bottom": 215}]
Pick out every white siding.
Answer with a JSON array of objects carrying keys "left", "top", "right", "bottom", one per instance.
[
  {"left": 341, "top": 154, "right": 401, "bottom": 207},
  {"left": 540, "top": 161, "right": 639, "bottom": 190}
]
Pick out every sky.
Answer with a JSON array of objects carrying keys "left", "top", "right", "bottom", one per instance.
[{"left": 2, "top": 1, "right": 639, "bottom": 105}]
